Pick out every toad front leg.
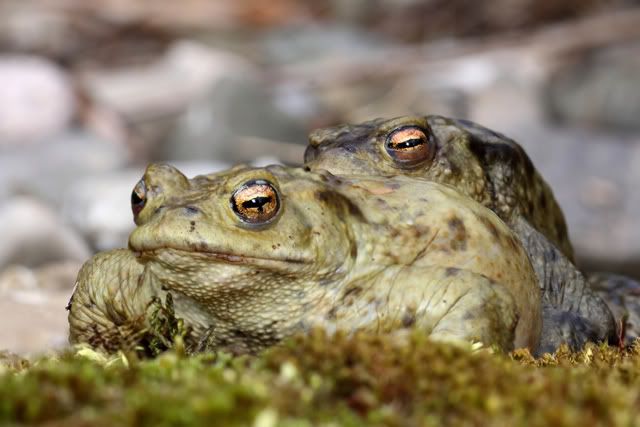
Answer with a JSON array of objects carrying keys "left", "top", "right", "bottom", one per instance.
[{"left": 67, "top": 249, "right": 160, "bottom": 352}]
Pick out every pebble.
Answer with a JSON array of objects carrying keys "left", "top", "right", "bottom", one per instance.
[
  {"left": 0, "top": 127, "right": 131, "bottom": 206},
  {"left": 82, "top": 40, "right": 257, "bottom": 121},
  {"left": 0, "top": 55, "right": 74, "bottom": 145},
  {"left": 0, "top": 197, "right": 91, "bottom": 270},
  {"left": 0, "top": 261, "right": 81, "bottom": 355},
  {"left": 545, "top": 44, "right": 640, "bottom": 132}
]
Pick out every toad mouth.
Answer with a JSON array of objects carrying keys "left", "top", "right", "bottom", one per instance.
[{"left": 133, "top": 247, "right": 312, "bottom": 265}]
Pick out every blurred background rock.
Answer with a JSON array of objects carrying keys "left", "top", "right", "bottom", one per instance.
[{"left": 1, "top": 0, "right": 639, "bottom": 353}]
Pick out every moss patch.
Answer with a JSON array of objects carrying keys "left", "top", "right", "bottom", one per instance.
[{"left": 2, "top": 332, "right": 640, "bottom": 426}]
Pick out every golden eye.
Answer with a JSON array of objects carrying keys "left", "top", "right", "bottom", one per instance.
[
  {"left": 131, "top": 179, "right": 147, "bottom": 216},
  {"left": 385, "top": 126, "right": 434, "bottom": 167},
  {"left": 231, "top": 180, "right": 280, "bottom": 225}
]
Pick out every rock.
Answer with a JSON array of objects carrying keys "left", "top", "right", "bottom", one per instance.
[
  {"left": 0, "top": 197, "right": 91, "bottom": 270},
  {"left": 0, "top": 292, "right": 70, "bottom": 354},
  {"left": 0, "top": 261, "right": 80, "bottom": 293},
  {"left": 159, "top": 78, "right": 308, "bottom": 162},
  {"left": 82, "top": 40, "right": 256, "bottom": 122},
  {"left": 261, "top": 25, "right": 390, "bottom": 66},
  {"left": 0, "top": 262, "right": 79, "bottom": 354},
  {"left": 158, "top": 63, "right": 308, "bottom": 162},
  {"left": 545, "top": 44, "right": 640, "bottom": 132},
  {"left": 328, "top": 0, "right": 613, "bottom": 42},
  {"left": 62, "top": 161, "right": 230, "bottom": 251},
  {"left": 81, "top": 40, "right": 308, "bottom": 162},
  {"left": 0, "top": 0, "right": 306, "bottom": 58},
  {"left": 0, "top": 55, "right": 74, "bottom": 145},
  {"left": 0, "top": 127, "right": 130, "bottom": 205}
]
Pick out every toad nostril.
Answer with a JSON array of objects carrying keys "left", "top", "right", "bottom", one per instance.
[{"left": 183, "top": 205, "right": 200, "bottom": 215}]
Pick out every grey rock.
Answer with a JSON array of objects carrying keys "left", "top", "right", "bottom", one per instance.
[
  {"left": 0, "top": 197, "right": 91, "bottom": 269},
  {"left": 0, "top": 55, "right": 74, "bottom": 145},
  {"left": 159, "top": 71, "right": 308, "bottom": 163},
  {"left": 0, "top": 127, "right": 130, "bottom": 206},
  {"left": 82, "top": 39, "right": 308, "bottom": 162},
  {"left": 0, "top": 290, "right": 71, "bottom": 354},
  {"left": 82, "top": 40, "right": 256, "bottom": 122},
  {"left": 0, "top": 261, "right": 80, "bottom": 354},
  {"left": 0, "top": 261, "right": 80, "bottom": 293},
  {"left": 545, "top": 44, "right": 640, "bottom": 132},
  {"left": 261, "top": 25, "right": 390, "bottom": 66}
]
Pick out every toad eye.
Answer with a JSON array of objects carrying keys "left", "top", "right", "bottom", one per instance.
[
  {"left": 385, "top": 126, "right": 435, "bottom": 167},
  {"left": 231, "top": 180, "right": 280, "bottom": 225},
  {"left": 131, "top": 179, "right": 147, "bottom": 216}
]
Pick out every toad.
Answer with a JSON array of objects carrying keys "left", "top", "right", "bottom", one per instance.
[
  {"left": 304, "top": 116, "right": 619, "bottom": 351},
  {"left": 68, "top": 164, "right": 542, "bottom": 354}
]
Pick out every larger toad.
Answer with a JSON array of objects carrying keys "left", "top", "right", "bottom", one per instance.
[
  {"left": 304, "top": 116, "right": 619, "bottom": 351},
  {"left": 68, "top": 163, "right": 541, "bottom": 354}
]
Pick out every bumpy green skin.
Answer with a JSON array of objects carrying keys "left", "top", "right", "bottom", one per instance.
[
  {"left": 68, "top": 164, "right": 541, "bottom": 354},
  {"left": 305, "top": 115, "right": 574, "bottom": 261},
  {"left": 304, "top": 115, "right": 620, "bottom": 352},
  {"left": 68, "top": 249, "right": 153, "bottom": 352}
]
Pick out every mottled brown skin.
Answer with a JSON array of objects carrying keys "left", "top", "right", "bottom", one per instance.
[
  {"left": 304, "top": 116, "right": 620, "bottom": 352},
  {"left": 68, "top": 164, "right": 541, "bottom": 354},
  {"left": 304, "top": 115, "right": 574, "bottom": 261}
]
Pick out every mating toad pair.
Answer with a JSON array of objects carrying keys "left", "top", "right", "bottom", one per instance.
[{"left": 68, "top": 116, "right": 630, "bottom": 356}]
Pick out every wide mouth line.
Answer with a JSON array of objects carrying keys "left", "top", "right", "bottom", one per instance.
[{"left": 134, "top": 246, "right": 312, "bottom": 265}]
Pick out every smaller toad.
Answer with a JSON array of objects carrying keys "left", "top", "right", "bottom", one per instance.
[
  {"left": 304, "top": 116, "right": 620, "bottom": 352},
  {"left": 304, "top": 115, "right": 573, "bottom": 259}
]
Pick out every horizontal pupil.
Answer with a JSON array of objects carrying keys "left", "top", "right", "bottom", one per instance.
[
  {"left": 242, "top": 196, "right": 271, "bottom": 210},
  {"left": 394, "top": 138, "right": 423, "bottom": 149}
]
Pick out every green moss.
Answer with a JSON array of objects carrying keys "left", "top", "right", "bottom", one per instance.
[
  {"left": 2, "top": 333, "right": 640, "bottom": 426},
  {"left": 143, "top": 293, "right": 190, "bottom": 357}
]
